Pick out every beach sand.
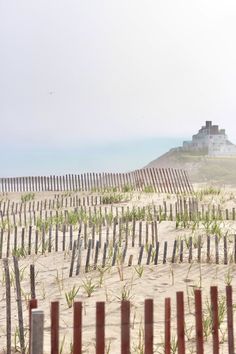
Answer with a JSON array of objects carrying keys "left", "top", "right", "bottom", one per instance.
[{"left": 0, "top": 184, "right": 236, "bottom": 353}]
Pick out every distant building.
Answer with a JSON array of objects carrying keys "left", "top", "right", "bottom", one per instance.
[{"left": 182, "top": 121, "right": 236, "bottom": 156}]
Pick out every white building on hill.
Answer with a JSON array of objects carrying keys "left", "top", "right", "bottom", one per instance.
[{"left": 182, "top": 121, "right": 236, "bottom": 156}]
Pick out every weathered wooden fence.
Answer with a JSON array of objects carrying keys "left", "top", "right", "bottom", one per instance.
[
  {"left": 0, "top": 193, "right": 236, "bottom": 263},
  {"left": 1, "top": 232, "right": 235, "bottom": 278},
  {"left": 0, "top": 196, "right": 233, "bottom": 229},
  {"left": 1, "top": 257, "right": 235, "bottom": 353},
  {"left": 0, "top": 168, "right": 193, "bottom": 194},
  {"left": 0, "top": 205, "right": 236, "bottom": 263},
  {"left": 27, "top": 285, "right": 234, "bottom": 354}
]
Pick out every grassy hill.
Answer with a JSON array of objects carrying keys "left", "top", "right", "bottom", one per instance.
[{"left": 146, "top": 148, "right": 236, "bottom": 186}]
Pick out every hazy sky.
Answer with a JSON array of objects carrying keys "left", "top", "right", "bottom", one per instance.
[{"left": 1, "top": 0, "right": 236, "bottom": 148}]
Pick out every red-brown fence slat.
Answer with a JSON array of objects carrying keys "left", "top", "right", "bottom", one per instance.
[
  {"left": 210, "top": 286, "right": 219, "bottom": 354},
  {"left": 194, "top": 289, "right": 204, "bottom": 354},
  {"left": 51, "top": 301, "right": 59, "bottom": 354},
  {"left": 96, "top": 302, "right": 105, "bottom": 354},
  {"left": 145, "top": 299, "right": 153, "bottom": 354},
  {"left": 121, "top": 300, "right": 130, "bottom": 354},
  {"left": 73, "top": 302, "right": 82, "bottom": 354},
  {"left": 226, "top": 285, "right": 235, "bottom": 354},
  {"left": 176, "top": 291, "right": 185, "bottom": 354},
  {"left": 165, "top": 298, "right": 171, "bottom": 354}
]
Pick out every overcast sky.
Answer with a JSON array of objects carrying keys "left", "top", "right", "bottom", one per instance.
[{"left": 1, "top": 0, "right": 236, "bottom": 148}]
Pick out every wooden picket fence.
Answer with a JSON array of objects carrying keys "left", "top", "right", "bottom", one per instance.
[
  {"left": 68, "top": 234, "right": 236, "bottom": 277},
  {"left": 0, "top": 194, "right": 197, "bottom": 217},
  {"left": 0, "top": 168, "right": 193, "bottom": 194},
  {"left": 27, "top": 285, "right": 234, "bottom": 354},
  {"left": 0, "top": 196, "right": 233, "bottom": 232},
  {"left": 1, "top": 224, "right": 236, "bottom": 269},
  {"left": 1, "top": 257, "right": 235, "bottom": 353},
  {"left": 1, "top": 210, "right": 236, "bottom": 265}
]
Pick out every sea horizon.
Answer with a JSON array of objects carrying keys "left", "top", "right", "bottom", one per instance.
[{"left": 1, "top": 137, "right": 185, "bottom": 178}]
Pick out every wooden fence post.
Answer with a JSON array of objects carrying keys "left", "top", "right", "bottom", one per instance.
[
  {"left": 145, "top": 299, "right": 153, "bottom": 354},
  {"left": 210, "top": 286, "right": 219, "bottom": 354},
  {"left": 3, "top": 258, "right": 11, "bottom": 354},
  {"left": 226, "top": 286, "right": 235, "bottom": 354},
  {"left": 73, "top": 302, "right": 82, "bottom": 354},
  {"left": 30, "top": 309, "right": 44, "bottom": 354},
  {"left": 29, "top": 299, "right": 38, "bottom": 354},
  {"left": 96, "top": 302, "right": 105, "bottom": 354},
  {"left": 171, "top": 240, "right": 177, "bottom": 263},
  {"left": 112, "top": 243, "right": 118, "bottom": 266},
  {"left": 13, "top": 256, "right": 25, "bottom": 354},
  {"left": 138, "top": 245, "right": 144, "bottom": 265},
  {"left": 224, "top": 236, "right": 228, "bottom": 265},
  {"left": 194, "top": 289, "right": 204, "bottom": 354},
  {"left": 51, "top": 301, "right": 59, "bottom": 354},
  {"left": 146, "top": 245, "right": 153, "bottom": 265},
  {"left": 121, "top": 301, "right": 130, "bottom": 354},
  {"left": 69, "top": 240, "right": 77, "bottom": 277},
  {"left": 197, "top": 236, "right": 201, "bottom": 263},
  {"left": 163, "top": 241, "right": 167, "bottom": 264},
  {"left": 85, "top": 239, "right": 92, "bottom": 272},
  {"left": 215, "top": 236, "right": 219, "bottom": 264},
  {"left": 165, "top": 298, "right": 171, "bottom": 354},
  {"left": 207, "top": 235, "right": 210, "bottom": 263},
  {"left": 30, "top": 264, "right": 36, "bottom": 299},
  {"left": 176, "top": 291, "right": 185, "bottom": 354},
  {"left": 188, "top": 237, "right": 192, "bottom": 263},
  {"left": 75, "top": 239, "right": 82, "bottom": 276}
]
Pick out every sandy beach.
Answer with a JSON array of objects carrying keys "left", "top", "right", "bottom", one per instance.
[{"left": 0, "top": 184, "right": 236, "bottom": 353}]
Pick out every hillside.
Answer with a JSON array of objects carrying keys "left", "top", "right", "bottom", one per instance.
[{"left": 146, "top": 148, "right": 236, "bottom": 186}]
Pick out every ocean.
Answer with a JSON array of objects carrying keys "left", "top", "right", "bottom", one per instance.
[{"left": 1, "top": 137, "right": 184, "bottom": 177}]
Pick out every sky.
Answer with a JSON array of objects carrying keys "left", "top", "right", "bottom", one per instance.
[{"left": 0, "top": 0, "right": 236, "bottom": 174}]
